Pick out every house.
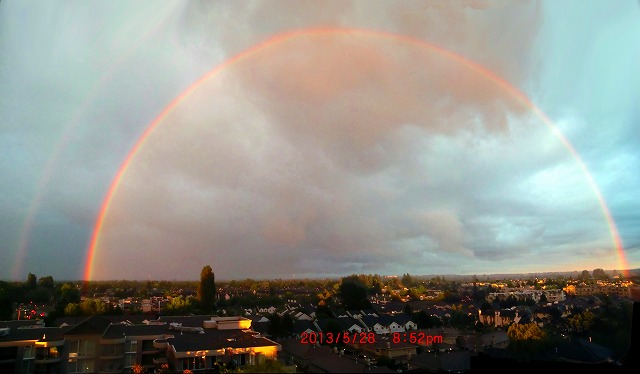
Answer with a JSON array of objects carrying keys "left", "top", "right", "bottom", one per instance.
[
  {"left": 315, "top": 317, "right": 366, "bottom": 335},
  {"left": 393, "top": 314, "right": 418, "bottom": 331},
  {"left": 160, "top": 320, "right": 280, "bottom": 371},
  {"left": 257, "top": 306, "right": 278, "bottom": 315},
  {"left": 373, "top": 301, "right": 405, "bottom": 314},
  {"left": 477, "top": 307, "right": 523, "bottom": 328},
  {"left": 248, "top": 315, "right": 270, "bottom": 335},
  {"left": 345, "top": 309, "right": 378, "bottom": 320},
  {"left": 292, "top": 311, "right": 314, "bottom": 321},
  {"left": 292, "top": 320, "right": 318, "bottom": 337},
  {"left": 359, "top": 314, "right": 417, "bottom": 335}
]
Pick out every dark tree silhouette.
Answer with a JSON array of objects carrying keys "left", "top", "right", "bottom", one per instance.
[
  {"left": 198, "top": 265, "right": 216, "bottom": 313},
  {"left": 338, "top": 277, "right": 372, "bottom": 310},
  {"left": 592, "top": 268, "right": 609, "bottom": 280},
  {"left": 38, "top": 276, "right": 54, "bottom": 288},
  {"left": 27, "top": 273, "right": 37, "bottom": 289}
]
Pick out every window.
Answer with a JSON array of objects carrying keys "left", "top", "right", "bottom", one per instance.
[
  {"left": 68, "top": 340, "right": 96, "bottom": 357},
  {"left": 141, "top": 340, "right": 156, "bottom": 352},
  {"left": 183, "top": 355, "right": 207, "bottom": 370},
  {"left": 67, "top": 359, "right": 94, "bottom": 373},
  {"left": 21, "top": 359, "right": 33, "bottom": 374},
  {"left": 50, "top": 346, "right": 60, "bottom": 359},
  {"left": 101, "top": 344, "right": 123, "bottom": 357},
  {"left": 23, "top": 345, "right": 35, "bottom": 359},
  {"left": 100, "top": 361, "right": 122, "bottom": 373},
  {"left": 36, "top": 346, "right": 60, "bottom": 360},
  {"left": 124, "top": 353, "right": 136, "bottom": 368},
  {"left": 125, "top": 340, "right": 137, "bottom": 353}
]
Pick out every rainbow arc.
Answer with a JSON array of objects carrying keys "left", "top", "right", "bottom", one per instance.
[{"left": 83, "top": 28, "right": 629, "bottom": 280}]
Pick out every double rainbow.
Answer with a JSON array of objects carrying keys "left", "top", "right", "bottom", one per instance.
[{"left": 83, "top": 28, "right": 629, "bottom": 280}]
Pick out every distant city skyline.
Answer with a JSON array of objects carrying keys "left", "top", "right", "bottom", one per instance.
[{"left": 1, "top": 1, "right": 639, "bottom": 281}]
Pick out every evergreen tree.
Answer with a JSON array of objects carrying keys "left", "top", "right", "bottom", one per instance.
[
  {"left": 198, "top": 265, "right": 216, "bottom": 313},
  {"left": 401, "top": 273, "right": 414, "bottom": 287}
]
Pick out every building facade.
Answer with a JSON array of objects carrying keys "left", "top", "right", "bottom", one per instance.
[{"left": 0, "top": 315, "right": 280, "bottom": 374}]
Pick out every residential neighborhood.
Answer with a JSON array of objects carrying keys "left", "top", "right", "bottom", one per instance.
[{"left": 1, "top": 268, "right": 639, "bottom": 372}]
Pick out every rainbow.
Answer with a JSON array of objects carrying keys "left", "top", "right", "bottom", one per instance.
[
  {"left": 13, "top": 8, "right": 181, "bottom": 280},
  {"left": 83, "top": 27, "right": 629, "bottom": 280}
]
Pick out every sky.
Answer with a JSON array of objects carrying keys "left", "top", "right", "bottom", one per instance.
[{"left": 1, "top": 0, "right": 639, "bottom": 281}]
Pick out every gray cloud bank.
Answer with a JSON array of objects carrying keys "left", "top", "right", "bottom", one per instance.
[{"left": 1, "top": 0, "right": 638, "bottom": 280}]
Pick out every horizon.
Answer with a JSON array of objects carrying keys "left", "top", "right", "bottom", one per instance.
[{"left": 5, "top": 266, "right": 639, "bottom": 284}]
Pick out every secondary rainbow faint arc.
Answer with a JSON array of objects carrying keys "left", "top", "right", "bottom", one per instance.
[
  {"left": 12, "top": 9, "right": 179, "bottom": 280},
  {"left": 84, "top": 27, "right": 629, "bottom": 281}
]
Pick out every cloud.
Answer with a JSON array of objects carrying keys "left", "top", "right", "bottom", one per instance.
[
  {"left": 91, "top": 31, "right": 572, "bottom": 280},
  {"left": 2, "top": 0, "right": 638, "bottom": 281},
  {"left": 420, "top": 211, "right": 474, "bottom": 256}
]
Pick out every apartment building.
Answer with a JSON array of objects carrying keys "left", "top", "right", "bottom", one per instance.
[{"left": 0, "top": 315, "right": 280, "bottom": 373}]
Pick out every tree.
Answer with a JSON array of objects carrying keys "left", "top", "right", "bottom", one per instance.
[
  {"left": 338, "top": 277, "right": 372, "bottom": 310},
  {"left": 592, "top": 268, "right": 609, "bottom": 281},
  {"left": 198, "top": 265, "right": 216, "bottom": 313},
  {"left": 64, "top": 303, "right": 81, "bottom": 316},
  {"left": 403, "top": 303, "right": 413, "bottom": 316},
  {"left": 369, "top": 276, "right": 383, "bottom": 295},
  {"left": 506, "top": 322, "right": 549, "bottom": 360},
  {"left": 25, "top": 287, "right": 50, "bottom": 303},
  {"left": 38, "top": 276, "right": 54, "bottom": 288},
  {"left": 164, "top": 296, "right": 198, "bottom": 315},
  {"left": 500, "top": 295, "right": 518, "bottom": 308},
  {"left": 80, "top": 298, "right": 107, "bottom": 315},
  {"left": 579, "top": 270, "right": 592, "bottom": 282},
  {"left": 27, "top": 273, "right": 37, "bottom": 289},
  {"left": 408, "top": 288, "right": 420, "bottom": 301},
  {"left": 0, "top": 287, "right": 13, "bottom": 320},
  {"left": 59, "top": 283, "right": 81, "bottom": 304},
  {"left": 538, "top": 293, "right": 547, "bottom": 304},
  {"left": 401, "top": 273, "right": 414, "bottom": 287},
  {"left": 567, "top": 311, "right": 595, "bottom": 333},
  {"left": 507, "top": 322, "right": 545, "bottom": 342},
  {"left": 415, "top": 310, "right": 441, "bottom": 329}
]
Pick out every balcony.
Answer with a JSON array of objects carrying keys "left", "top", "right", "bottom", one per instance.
[
  {"left": 35, "top": 353, "right": 61, "bottom": 364},
  {"left": 98, "top": 364, "right": 123, "bottom": 373},
  {"left": 141, "top": 345, "right": 161, "bottom": 354},
  {"left": 100, "top": 348, "right": 124, "bottom": 360},
  {"left": 100, "top": 353, "right": 124, "bottom": 360},
  {"left": 153, "top": 339, "right": 169, "bottom": 350}
]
